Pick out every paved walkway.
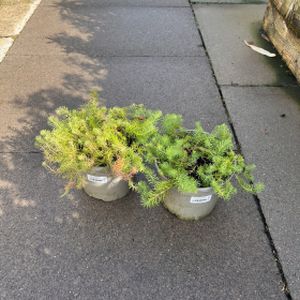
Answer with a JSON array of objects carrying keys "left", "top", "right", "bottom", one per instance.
[
  {"left": 193, "top": 3, "right": 300, "bottom": 299},
  {"left": 0, "top": 0, "right": 299, "bottom": 299}
]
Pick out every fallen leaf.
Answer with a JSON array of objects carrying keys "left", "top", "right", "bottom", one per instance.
[
  {"left": 244, "top": 40, "right": 276, "bottom": 57},
  {"left": 261, "top": 32, "right": 270, "bottom": 42}
]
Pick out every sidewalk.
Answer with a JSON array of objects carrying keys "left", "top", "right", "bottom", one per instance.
[
  {"left": 0, "top": 0, "right": 298, "bottom": 299},
  {"left": 193, "top": 3, "right": 300, "bottom": 298}
]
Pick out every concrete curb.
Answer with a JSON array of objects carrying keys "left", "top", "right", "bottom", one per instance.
[
  {"left": 0, "top": 0, "right": 41, "bottom": 63},
  {"left": 0, "top": 37, "right": 14, "bottom": 62}
]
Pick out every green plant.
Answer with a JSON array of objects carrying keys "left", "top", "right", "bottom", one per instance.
[
  {"left": 136, "top": 114, "right": 264, "bottom": 207},
  {"left": 35, "top": 92, "right": 162, "bottom": 194}
]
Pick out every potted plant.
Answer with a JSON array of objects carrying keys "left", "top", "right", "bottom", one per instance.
[
  {"left": 35, "top": 92, "right": 162, "bottom": 201},
  {"left": 136, "top": 114, "right": 264, "bottom": 220}
]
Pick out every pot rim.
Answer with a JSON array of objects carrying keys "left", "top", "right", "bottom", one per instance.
[
  {"left": 196, "top": 186, "right": 213, "bottom": 193},
  {"left": 86, "top": 166, "right": 110, "bottom": 175}
]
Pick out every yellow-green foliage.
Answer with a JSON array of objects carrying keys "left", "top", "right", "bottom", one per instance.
[
  {"left": 36, "top": 94, "right": 263, "bottom": 203},
  {"left": 136, "top": 114, "right": 264, "bottom": 207},
  {"left": 35, "top": 92, "right": 162, "bottom": 193}
]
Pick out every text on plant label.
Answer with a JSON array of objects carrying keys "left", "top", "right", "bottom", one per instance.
[
  {"left": 190, "top": 195, "right": 212, "bottom": 204},
  {"left": 87, "top": 175, "right": 108, "bottom": 184}
]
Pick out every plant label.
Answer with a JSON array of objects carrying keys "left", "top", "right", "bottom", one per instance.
[
  {"left": 87, "top": 175, "right": 108, "bottom": 184},
  {"left": 190, "top": 195, "right": 212, "bottom": 204}
]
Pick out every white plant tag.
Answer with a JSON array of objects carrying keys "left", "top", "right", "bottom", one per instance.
[
  {"left": 87, "top": 175, "right": 108, "bottom": 184},
  {"left": 190, "top": 195, "right": 212, "bottom": 204}
]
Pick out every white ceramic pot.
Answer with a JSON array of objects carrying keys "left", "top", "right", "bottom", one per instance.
[
  {"left": 83, "top": 167, "right": 129, "bottom": 201},
  {"left": 163, "top": 187, "right": 217, "bottom": 220}
]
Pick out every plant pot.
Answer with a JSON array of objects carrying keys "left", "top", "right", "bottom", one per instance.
[
  {"left": 83, "top": 167, "right": 129, "bottom": 201},
  {"left": 163, "top": 187, "right": 217, "bottom": 220}
]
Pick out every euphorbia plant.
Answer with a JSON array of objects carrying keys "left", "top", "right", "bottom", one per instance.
[
  {"left": 136, "top": 114, "right": 264, "bottom": 207},
  {"left": 35, "top": 92, "right": 162, "bottom": 194}
]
